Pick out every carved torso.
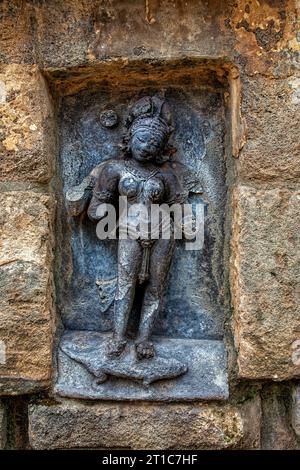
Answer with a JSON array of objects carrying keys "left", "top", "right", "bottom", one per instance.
[
  {"left": 87, "top": 157, "right": 184, "bottom": 224},
  {"left": 118, "top": 173, "right": 164, "bottom": 204}
]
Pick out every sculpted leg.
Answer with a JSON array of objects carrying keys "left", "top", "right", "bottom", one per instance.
[
  {"left": 135, "top": 238, "right": 174, "bottom": 359},
  {"left": 107, "top": 239, "right": 142, "bottom": 357}
]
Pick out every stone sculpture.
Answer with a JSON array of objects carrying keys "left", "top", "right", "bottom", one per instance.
[{"left": 64, "top": 95, "right": 189, "bottom": 384}]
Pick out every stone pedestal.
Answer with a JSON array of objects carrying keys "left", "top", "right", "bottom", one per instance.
[{"left": 56, "top": 331, "right": 228, "bottom": 401}]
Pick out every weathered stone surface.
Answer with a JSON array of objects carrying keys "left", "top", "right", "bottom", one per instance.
[
  {"left": 261, "top": 385, "right": 299, "bottom": 450},
  {"left": 26, "top": 0, "right": 231, "bottom": 69},
  {"left": 56, "top": 332, "right": 228, "bottom": 401},
  {"left": 0, "top": 64, "right": 55, "bottom": 182},
  {"left": 0, "top": 1, "right": 298, "bottom": 77},
  {"left": 231, "top": 186, "right": 300, "bottom": 380},
  {"left": 0, "top": 401, "right": 6, "bottom": 449},
  {"left": 14, "top": 0, "right": 297, "bottom": 79},
  {"left": 0, "top": 191, "right": 55, "bottom": 394},
  {"left": 238, "top": 76, "right": 300, "bottom": 182},
  {"left": 0, "top": 0, "right": 35, "bottom": 64},
  {"left": 228, "top": 0, "right": 299, "bottom": 77},
  {"left": 291, "top": 385, "right": 300, "bottom": 437},
  {"left": 238, "top": 394, "right": 262, "bottom": 450},
  {"left": 28, "top": 397, "right": 260, "bottom": 450}
]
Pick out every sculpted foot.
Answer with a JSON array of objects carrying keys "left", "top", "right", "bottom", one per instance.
[
  {"left": 106, "top": 338, "right": 127, "bottom": 358},
  {"left": 135, "top": 340, "right": 155, "bottom": 360}
]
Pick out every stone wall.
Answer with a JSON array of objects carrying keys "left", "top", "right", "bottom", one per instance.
[
  {"left": 0, "top": 0, "right": 299, "bottom": 449},
  {"left": 0, "top": 401, "right": 7, "bottom": 449}
]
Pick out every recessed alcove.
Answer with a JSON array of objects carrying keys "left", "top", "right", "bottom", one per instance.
[{"left": 48, "top": 58, "right": 235, "bottom": 400}]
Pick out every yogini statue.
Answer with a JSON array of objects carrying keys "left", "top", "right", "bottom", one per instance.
[
  {"left": 88, "top": 95, "right": 185, "bottom": 360},
  {"left": 65, "top": 94, "right": 193, "bottom": 384}
]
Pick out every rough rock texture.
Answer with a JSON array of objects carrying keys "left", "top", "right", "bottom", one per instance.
[
  {"left": 56, "top": 333, "right": 228, "bottom": 401},
  {"left": 0, "top": 401, "right": 6, "bottom": 449},
  {"left": 28, "top": 397, "right": 261, "bottom": 450},
  {"left": 0, "top": 64, "right": 55, "bottom": 182},
  {"left": 261, "top": 385, "right": 299, "bottom": 449},
  {"left": 291, "top": 385, "right": 300, "bottom": 437},
  {"left": 231, "top": 186, "right": 300, "bottom": 380},
  {"left": 0, "top": 1, "right": 35, "bottom": 65},
  {"left": 0, "top": 191, "right": 55, "bottom": 394},
  {"left": 0, "top": 0, "right": 295, "bottom": 78},
  {"left": 238, "top": 76, "right": 300, "bottom": 182}
]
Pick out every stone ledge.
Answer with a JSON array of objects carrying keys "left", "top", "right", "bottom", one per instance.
[{"left": 28, "top": 397, "right": 261, "bottom": 450}]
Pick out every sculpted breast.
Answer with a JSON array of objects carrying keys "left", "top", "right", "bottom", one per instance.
[
  {"left": 143, "top": 177, "right": 164, "bottom": 202},
  {"left": 118, "top": 175, "right": 164, "bottom": 202},
  {"left": 118, "top": 176, "right": 140, "bottom": 198}
]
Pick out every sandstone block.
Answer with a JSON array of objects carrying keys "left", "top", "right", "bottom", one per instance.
[
  {"left": 0, "top": 0, "right": 35, "bottom": 64},
  {"left": 28, "top": 397, "right": 260, "bottom": 450},
  {"left": 0, "top": 191, "right": 55, "bottom": 394},
  {"left": 231, "top": 186, "right": 300, "bottom": 380},
  {"left": 238, "top": 76, "right": 300, "bottom": 182},
  {"left": 0, "top": 64, "right": 55, "bottom": 183},
  {"left": 261, "top": 385, "right": 299, "bottom": 449}
]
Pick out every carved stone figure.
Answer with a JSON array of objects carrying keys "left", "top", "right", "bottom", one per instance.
[
  {"left": 55, "top": 90, "right": 230, "bottom": 401},
  {"left": 64, "top": 95, "right": 189, "bottom": 384}
]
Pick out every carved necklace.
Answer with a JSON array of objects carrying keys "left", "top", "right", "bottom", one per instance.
[{"left": 124, "top": 158, "right": 160, "bottom": 181}]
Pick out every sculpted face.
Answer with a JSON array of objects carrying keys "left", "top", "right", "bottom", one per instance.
[{"left": 130, "top": 128, "right": 165, "bottom": 162}]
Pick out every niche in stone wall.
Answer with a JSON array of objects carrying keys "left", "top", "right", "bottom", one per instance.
[{"left": 49, "top": 59, "right": 232, "bottom": 401}]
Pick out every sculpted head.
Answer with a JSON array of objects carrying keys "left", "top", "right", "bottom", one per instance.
[{"left": 124, "top": 95, "right": 174, "bottom": 163}]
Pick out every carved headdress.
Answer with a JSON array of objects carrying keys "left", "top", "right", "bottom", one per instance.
[
  {"left": 127, "top": 95, "right": 174, "bottom": 142},
  {"left": 121, "top": 94, "right": 175, "bottom": 161}
]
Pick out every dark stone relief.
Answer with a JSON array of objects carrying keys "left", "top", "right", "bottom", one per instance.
[{"left": 55, "top": 84, "right": 228, "bottom": 400}]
